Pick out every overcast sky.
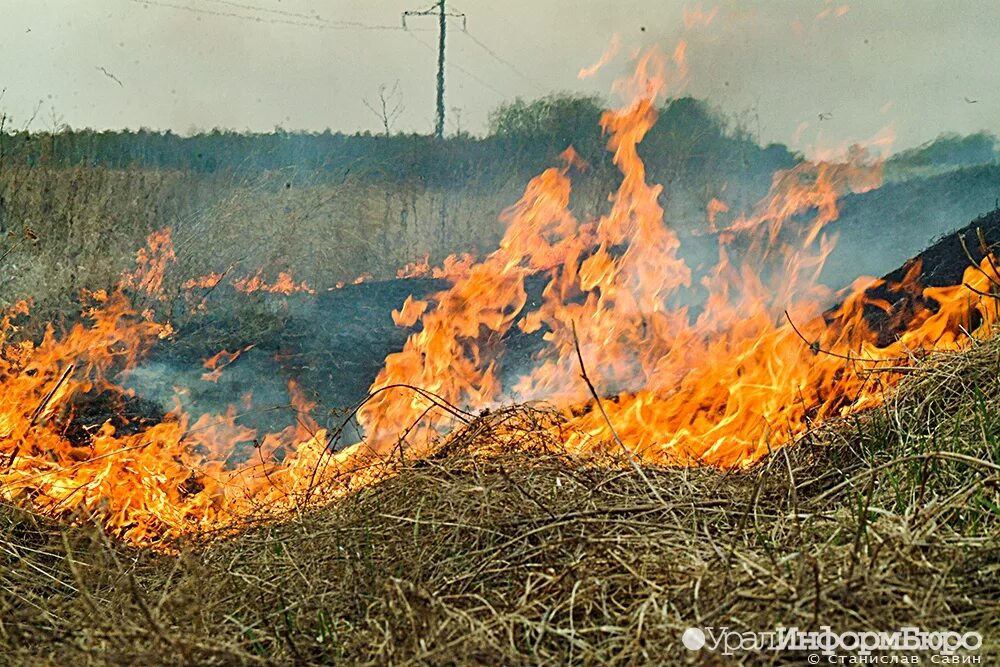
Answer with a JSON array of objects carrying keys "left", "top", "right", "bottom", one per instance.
[{"left": 1, "top": 1, "right": 997, "bottom": 154}]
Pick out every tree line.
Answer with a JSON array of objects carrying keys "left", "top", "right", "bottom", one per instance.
[{"left": 0, "top": 96, "right": 796, "bottom": 190}]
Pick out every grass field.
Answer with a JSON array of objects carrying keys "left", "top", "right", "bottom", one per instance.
[
  {"left": 2, "top": 147, "right": 999, "bottom": 664},
  {"left": 1, "top": 333, "right": 997, "bottom": 665},
  {"left": 0, "top": 163, "right": 538, "bottom": 323}
]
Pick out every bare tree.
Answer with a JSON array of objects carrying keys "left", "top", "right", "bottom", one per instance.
[{"left": 363, "top": 82, "right": 404, "bottom": 137}]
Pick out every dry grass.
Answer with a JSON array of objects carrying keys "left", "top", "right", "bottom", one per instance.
[
  {"left": 2, "top": 337, "right": 999, "bottom": 665},
  {"left": 0, "top": 163, "right": 625, "bottom": 331},
  {"left": 0, "top": 164, "right": 542, "bottom": 323}
]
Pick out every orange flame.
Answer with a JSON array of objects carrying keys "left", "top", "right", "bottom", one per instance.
[
  {"left": 398, "top": 253, "right": 479, "bottom": 282},
  {"left": 1, "top": 42, "right": 997, "bottom": 549},
  {"left": 357, "top": 45, "right": 996, "bottom": 469},
  {"left": 397, "top": 255, "right": 432, "bottom": 279},
  {"left": 683, "top": 5, "right": 718, "bottom": 30},
  {"left": 201, "top": 345, "right": 255, "bottom": 383},
  {"left": 233, "top": 270, "right": 315, "bottom": 295},
  {"left": 121, "top": 229, "right": 176, "bottom": 297},
  {"left": 184, "top": 268, "right": 315, "bottom": 295},
  {"left": 182, "top": 272, "right": 223, "bottom": 290},
  {"left": 706, "top": 197, "right": 730, "bottom": 231},
  {"left": 578, "top": 33, "right": 621, "bottom": 79}
]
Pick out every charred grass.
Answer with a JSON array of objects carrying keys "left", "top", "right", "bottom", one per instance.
[{"left": 2, "top": 338, "right": 1000, "bottom": 665}]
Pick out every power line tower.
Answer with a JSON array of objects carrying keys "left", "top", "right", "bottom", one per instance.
[{"left": 403, "top": 2, "right": 467, "bottom": 139}]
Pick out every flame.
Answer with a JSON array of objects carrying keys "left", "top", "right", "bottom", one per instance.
[
  {"left": 356, "top": 44, "right": 998, "bottom": 470},
  {"left": 2, "top": 42, "right": 998, "bottom": 548},
  {"left": 705, "top": 197, "right": 730, "bottom": 232},
  {"left": 683, "top": 5, "right": 718, "bottom": 30},
  {"left": 181, "top": 272, "right": 223, "bottom": 290},
  {"left": 397, "top": 252, "right": 480, "bottom": 282},
  {"left": 184, "top": 268, "right": 315, "bottom": 295},
  {"left": 397, "top": 255, "right": 431, "bottom": 279},
  {"left": 233, "top": 270, "right": 315, "bottom": 295},
  {"left": 392, "top": 296, "right": 429, "bottom": 328},
  {"left": 578, "top": 33, "right": 621, "bottom": 79},
  {"left": 818, "top": 4, "right": 850, "bottom": 20},
  {"left": 330, "top": 273, "right": 374, "bottom": 290},
  {"left": 201, "top": 345, "right": 255, "bottom": 383},
  {"left": 121, "top": 228, "right": 176, "bottom": 297}
]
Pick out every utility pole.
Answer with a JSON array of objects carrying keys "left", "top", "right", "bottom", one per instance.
[
  {"left": 403, "top": 2, "right": 466, "bottom": 139},
  {"left": 436, "top": 1, "right": 446, "bottom": 139}
]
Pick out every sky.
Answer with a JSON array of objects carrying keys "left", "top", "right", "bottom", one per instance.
[{"left": 0, "top": 0, "right": 998, "bottom": 154}]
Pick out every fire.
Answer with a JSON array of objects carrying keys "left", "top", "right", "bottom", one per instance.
[
  {"left": 232, "top": 269, "right": 315, "bottom": 295},
  {"left": 201, "top": 345, "right": 255, "bottom": 383},
  {"left": 182, "top": 268, "right": 315, "bottom": 295},
  {"left": 579, "top": 33, "right": 621, "bottom": 80},
  {"left": 683, "top": 5, "right": 718, "bottom": 30},
  {"left": 355, "top": 45, "right": 996, "bottom": 468},
  {"left": 397, "top": 252, "right": 478, "bottom": 281},
  {"left": 705, "top": 197, "right": 729, "bottom": 231},
  {"left": 181, "top": 272, "right": 223, "bottom": 290},
  {"left": 392, "top": 296, "right": 429, "bottom": 328},
  {"left": 818, "top": 4, "right": 850, "bottom": 20},
  {"left": 121, "top": 228, "right": 176, "bottom": 297},
  {"left": 396, "top": 256, "right": 432, "bottom": 279},
  {"left": 1, "top": 42, "right": 998, "bottom": 547}
]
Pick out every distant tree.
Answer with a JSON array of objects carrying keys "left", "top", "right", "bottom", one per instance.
[
  {"left": 489, "top": 93, "right": 605, "bottom": 157},
  {"left": 889, "top": 132, "right": 998, "bottom": 170},
  {"left": 363, "top": 82, "right": 405, "bottom": 137},
  {"left": 0, "top": 92, "right": 797, "bottom": 202}
]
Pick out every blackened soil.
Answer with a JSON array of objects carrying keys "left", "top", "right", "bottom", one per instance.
[
  {"left": 60, "top": 389, "right": 166, "bottom": 445},
  {"left": 880, "top": 208, "right": 1000, "bottom": 288},
  {"left": 829, "top": 208, "right": 1000, "bottom": 345},
  {"left": 111, "top": 207, "right": 1000, "bottom": 433}
]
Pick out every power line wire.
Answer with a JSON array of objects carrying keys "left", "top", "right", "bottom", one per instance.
[
  {"left": 126, "top": 0, "right": 509, "bottom": 107},
  {"left": 127, "top": 0, "right": 421, "bottom": 31},
  {"left": 203, "top": 0, "right": 376, "bottom": 28},
  {"left": 445, "top": 3, "right": 541, "bottom": 89},
  {"left": 459, "top": 30, "right": 543, "bottom": 90},
  {"left": 404, "top": 30, "right": 507, "bottom": 99},
  {"left": 204, "top": 0, "right": 329, "bottom": 22}
]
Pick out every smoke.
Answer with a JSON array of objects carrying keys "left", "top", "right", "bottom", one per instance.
[
  {"left": 123, "top": 353, "right": 297, "bottom": 435},
  {"left": 820, "top": 163, "right": 1000, "bottom": 288},
  {"left": 646, "top": 1, "right": 1000, "bottom": 155},
  {"left": 116, "top": 152, "right": 1000, "bottom": 443}
]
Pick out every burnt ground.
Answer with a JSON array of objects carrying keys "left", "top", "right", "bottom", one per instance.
[
  {"left": 878, "top": 206, "right": 1000, "bottom": 287},
  {"left": 60, "top": 390, "right": 166, "bottom": 446},
  {"left": 837, "top": 207, "right": 1000, "bottom": 344},
  {"left": 819, "top": 163, "right": 1000, "bottom": 287},
  {"left": 69, "top": 202, "right": 1000, "bottom": 446}
]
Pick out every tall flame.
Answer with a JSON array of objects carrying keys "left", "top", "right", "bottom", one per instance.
[
  {"left": 1, "top": 44, "right": 997, "bottom": 547},
  {"left": 356, "top": 46, "right": 995, "bottom": 468}
]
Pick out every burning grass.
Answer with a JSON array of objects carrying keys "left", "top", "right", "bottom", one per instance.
[
  {"left": 1, "top": 339, "right": 998, "bottom": 665},
  {"left": 2, "top": 39, "right": 999, "bottom": 664},
  {"left": 2, "top": 43, "right": 1000, "bottom": 551}
]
